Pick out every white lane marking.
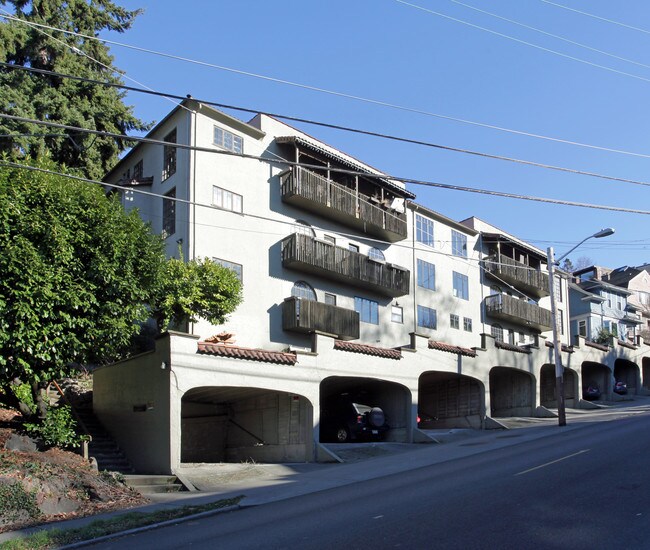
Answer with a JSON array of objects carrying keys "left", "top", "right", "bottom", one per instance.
[
  {"left": 515, "top": 449, "right": 590, "bottom": 476},
  {"left": 373, "top": 515, "right": 384, "bottom": 519}
]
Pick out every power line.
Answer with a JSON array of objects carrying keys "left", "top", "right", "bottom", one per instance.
[
  {"left": 540, "top": 1, "right": 650, "bottom": 36},
  {"left": 4, "top": 63, "right": 650, "bottom": 189},
  {"left": 448, "top": 0, "right": 650, "bottom": 71},
  {"left": 2, "top": 117, "right": 650, "bottom": 217},
  {"left": 394, "top": 0, "right": 650, "bottom": 86},
  {"left": 3, "top": 12, "right": 650, "bottom": 159}
]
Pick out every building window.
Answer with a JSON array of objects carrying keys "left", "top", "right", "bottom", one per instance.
[
  {"left": 416, "top": 214, "right": 434, "bottom": 247},
  {"left": 348, "top": 244, "right": 360, "bottom": 253},
  {"left": 450, "top": 313, "right": 460, "bottom": 329},
  {"left": 355, "top": 296, "right": 379, "bottom": 324},
  {"left": 508, "top": 331, "right": 515, "bottom": 345},
  {"left": 133, "top": 160, "right": 143, "bottom": 181},
  {"left": 578, "top": 319, "right": 587, "bottom": 337},
  {"left": 519, "top": 332, "right": 525, "bottom": 343},
  {"left": 292, "top": 281, "right": 316, "bottom": 301},
  {"left": 391, "top": 305, "right": 403, "bottom": 324},
  {"left": 213, "top": 185, "right": 243, "bottom": 213},
  {"left": 491, "top": 324, "right": 504, "bottom": 342},
  {"left": 294, "top": 220, "right": 315, "bottom": 237},
  {"left": 163, "top": 129, "right": 176, "bottom": 180},
  {"left": 121, "top": 167, "right": 130, "bottom": 182},
  {"left": 162, "top": 188, "right": 176, "bottom": 238},
  {"left": 451, "top": 230, "right": 467, "bottom": 257},
  {"left": 453, "top": 271, "right": 469, "bottom": 300},
  {"left": 214, "top": 125, "right": 243, "bottom": 154},
  {"left": 554, "top": 276, "right": 562, "bottom": 303},
  {"left": 417, "top": 305, "right": 437, "bottom": 330},
  {"left": 368, "top": 247, "right": 385, "bottom": 262},
  {"left": 213, "top": 258, "right": 243, "bottom": 282},
  {"left": 463, "top": 317, "right": 472, "bottom": 332},
  {"left": 417, "top": 259, "right": 436, "bottom": 290},
  {"left": 324, "top": 293, "right": 337, "bottom": 306},
  {"left": 557, "top": 310, "right": 564, "bottom": 335},
  {"left": 323, "top": 235, "right": 336, "bottom": 245}
]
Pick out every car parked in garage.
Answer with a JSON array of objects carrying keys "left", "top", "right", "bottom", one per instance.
[
  {"left": 583, "top": 385, "right": 601, "bottom": 400},
  {"left": 321, "top": 397, "right": 389, "bottom": 443},
  {"left": 614, "top": 381, "right": 628, "bottom": 395}
]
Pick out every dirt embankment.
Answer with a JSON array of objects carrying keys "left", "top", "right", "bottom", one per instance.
[{"left": 0, "top": 409, "right": 147, "bottom": 533}]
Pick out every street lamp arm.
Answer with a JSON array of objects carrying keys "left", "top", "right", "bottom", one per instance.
[{"left": 553, "top": 228, "right": 615, "bottom": 265}]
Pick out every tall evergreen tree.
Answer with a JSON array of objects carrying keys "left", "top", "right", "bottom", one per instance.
[{"left": 0, "top": 0, "right": 148, "bottom": 179}]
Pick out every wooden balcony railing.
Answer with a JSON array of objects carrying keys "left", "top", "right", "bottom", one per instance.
[
  {"left": 484, "top": 294, "right": 552, "bottom": 332},
  {"left": 280, "top": 166, "right": 407, "bottom": 242},
  {"left": 282, "top": 296, "right": 360, "bottom": 341},
  {"left": 282, "top": 233, "right": 409, "bottom": 297},
  {"left": 483, "top": 255, "right": 550, "bottom": 298}
]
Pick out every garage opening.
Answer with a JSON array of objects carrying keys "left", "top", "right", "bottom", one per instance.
[
  {"left": 644, "top": 357, "right": 650, "bottom": 390},
  {"left": 489, "top": 367, "right": 535, "bottom": 417},
  {"left": 614, "top": 359, "right": 639, "bottom": 394},
  {"left": 418, "top": 372, "right": 484, "bottom": 429},
  {"left": 540, "top": 364, "right": 578, "bottom": 408},
  {"left": 581, "top": 362, "right": 610, "bottom": 400},
  {"left": 181, "top": 387, "right": 313, "bottom": 464},
  {"left": 319, "top": 377, "right": 410, "bottom": 443}
]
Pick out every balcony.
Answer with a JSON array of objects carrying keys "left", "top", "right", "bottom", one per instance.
[
  {"left": 282, "top": 296, "right": 360, "bottom": 341},
  {"left": 483, "top": 255, "right": 550, "bottom": 298},
  {"left": 484, "top": 294, "right": 552, "bottom": 332},
  {"left": 280, "top": 166, "right": 407, "bottom": 242},
  {"left": 282, "top": 233, "right": 410, "bottom": 298}
]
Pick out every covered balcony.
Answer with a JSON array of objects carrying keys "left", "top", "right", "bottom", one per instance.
[
  {"left": 484, "top": 294, "right": 552, "bottom": 332},
  {"left": 280, "top": 166, "right": 408, "bottom": 242},
  {"left": 282, "top": 296, "right": 359, "bottom": 341},
  {"left": 282, "top": 233, "right": 409, "bottom": 298},
  {"left": 483, "top": 254, "right": 550, "bottom": 299}
]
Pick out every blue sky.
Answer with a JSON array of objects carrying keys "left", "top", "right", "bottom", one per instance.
[{"left": 104, "top": 0, "right": 650, "bottom": 268}]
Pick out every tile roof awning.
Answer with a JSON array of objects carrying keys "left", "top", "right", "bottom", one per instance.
[
  {"left": 544, "top": 341, "right": 574, "bottom": 353},
  {"left": 276, "top": 135, "right": 415, "bottom": 199},
  {"left": 334, "top": 340, "right": 402, "bottom": 360},
  {"left": 494, "top": 341, "right": 531, "bottom": 354},
  {"left": 428, "top": 340, "right": 477, "bottom": 357},
  {"left": 197, "top": 342, "right": 298, "bottom": 365}
]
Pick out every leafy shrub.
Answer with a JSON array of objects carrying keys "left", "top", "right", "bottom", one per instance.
[
  {"left": 24, "top": 405, "right": 84, "bottom": 449},
  {"left": 11, "top": 383, "right": 36, "bottom": 414}
]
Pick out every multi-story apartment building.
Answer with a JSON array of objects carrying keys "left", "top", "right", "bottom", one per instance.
[{"left": 95, "top": 100, "right": 647, "bottom": 474}]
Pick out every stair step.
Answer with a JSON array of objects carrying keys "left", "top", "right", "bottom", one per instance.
[{"left": 128, "top": 484, "right": 183, "bottom": 494}]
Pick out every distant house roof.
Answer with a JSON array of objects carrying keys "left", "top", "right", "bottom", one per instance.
[
  {"left": 197, "top": 342, "right": 298, "bottom": 365},
  {"left": 334, "top": 340, "right": 402, "bottom": 360}
]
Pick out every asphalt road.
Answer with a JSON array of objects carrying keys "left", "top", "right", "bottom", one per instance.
[{"left": 86, "top": 413, "right": 650, "bottom": 550}]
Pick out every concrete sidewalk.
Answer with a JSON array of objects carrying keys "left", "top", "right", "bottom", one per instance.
[{"left": 2, "top": 397, "right": 650, "bottom": 545}]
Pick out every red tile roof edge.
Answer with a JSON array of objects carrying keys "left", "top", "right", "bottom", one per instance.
[
  {"left": 495, "top": 341, "right": 531, "bottom": 354},
  {"left": 428, "top": 340, "right": 477, "bottom": 358},
  {"left": 544, "top": 341, "right": 574, "bottom": 353},
  {"left": 197, "top": 342, "right": 298, "bottom": 365},
  {"left": 333, "top": 340, "right": 402, "bottom": 360},
  {"left": 584, "top": 341, "right": 609, "bottom": 352},
  {"left": 617, "top": 339, "right": 637, "bottom": 350}
]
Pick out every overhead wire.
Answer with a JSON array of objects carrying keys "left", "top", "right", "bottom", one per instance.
[
  {"left": 3, "top": 12, "right": 650, "bottom": 158},
  {"left": 5, "top": 63, "right": 650, "bottom": 187}
]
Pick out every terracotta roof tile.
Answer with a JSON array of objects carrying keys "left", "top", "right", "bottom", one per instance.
[
  {"left": 334, "top": 340, "right": 402, "bottom": 360},
  {"left": 617, "top": 339, "right": 637, "bottom": 350},
  {"left": 585, "top": 341, "right": 609, "bottom": 352},
  {"left": 428, "top": 340, "right": 477, "bottom": 357},
  {"left": 495, "top": 341, "right": 531, "bottom": 354},
  {"left": 197, "top": 342, "right": 298, "bottom": 365},
  {"left": 544, "top": 341, "right": 574, "bottom": 353}
]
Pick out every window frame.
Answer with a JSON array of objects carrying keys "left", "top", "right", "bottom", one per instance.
[
  {"left": 463, "top": 317, "right": 473, "bottom": 332},
  {"left": 292, "top": 281, "right": 316, "bottom": 301},
  {"left": 213, "top": 258, "right": 243, "bottom": 282},
  {"left": 450, "top": 313, "right": 460, "bottom": 330},
  {"left": 162, "top": 188, "right": 176, "bottom": 238},
  {"left": 453, "top": 271, "right": 469, "bottom": 300},
  {"left": 416, "top": 214, "right": 434, "bottom": 247},
  {"left": 355, "top": 296, "right": 379, "bottom": 325},
  {"left": 213, "top": 125, "right": 243, "bottom": 154},
  {"left": 451, "top": 230, "right": 468, "bottom": 258},
  {"left": 213, "top": 185, "right": 243, "bottom": 213},
  {"left": 162, "top": 129, "right": 177, "bottom": 181},
  {"left": 417, "top": 305, "right": 437, "bottom": 330},
  {"left": 417, "top": 259, "right": 436, "bottom": 290},
  {"left": 391, "top": 305, "right": 403, "bottom": 324},
  {"left": 324, "top": 292, "right": 337, "bottom": 306}
]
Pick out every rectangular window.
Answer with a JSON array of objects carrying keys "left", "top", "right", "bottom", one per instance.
[
  {"left": 213, "top": 185, "right": 243, "bottom": 213},
  {"left": 557, "top": 310, "right": 564, "bottom": 335},
  {"left": 463, "top": 317, "right": 472, "bottom": 332},
  {"left": 214, "top": 125, "right": 243, "bottom": 154},
  {"left": 355, "top": 296, "right": 379, "bottom": 325},
  {"left": 578, "top": 319, "right": 587, "bottom": 337},
  {"left": 391, "top": 305, "right": 403, "bottom": 324},
  {"left": 453, "top": 271, "right": 469, "bottom": 300},
  {"left": 451, "top": 230, "right": 468, "bottom": 257},
  {"left": 417, "top": 305, "right": 437, "bottom": 330},
  {"left": 416, "top": 214, "right": 434, "bottom": 247},
  {"left": 324, "top": 293, "right": 337, "bottom": 306},
  {"left": 554, "top": 276, "right": 562, "bottom": 303},
  {"left": 348, "top": 244, "right": 359, "bottom": 253},
  {"left": 323, "top": 235, "right": 336, "bottom": 245},
  {"left": 417, "top": 259, "right": 436, "bottom": 290},
  {"left": 163, "top": 129, "right": 177, "bottom": 180},
  {"left": 162, "top": 188, "right": 176, "bottom": 238},
  {"left": 519, "top": 332, "right": 525, "bottom": 343},
  {"left": 213, "top": 258, "right": 243, "bottom": 282},
  {"left": 450, "top": 313, "right": 459, "bottom": 329},
  {"left": 133, "top": 160, "right": 143, "bottom": 181}
]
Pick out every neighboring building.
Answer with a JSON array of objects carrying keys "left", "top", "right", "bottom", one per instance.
[
  {"left": 604, "top": 266, "right": 650, "bottom": 339},
  {"left": 95, "top": 100, "right": 650, "bottom": 473}
]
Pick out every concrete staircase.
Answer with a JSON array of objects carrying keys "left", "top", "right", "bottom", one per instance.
[{"left": 123, "top": 475, "right": 185, "bottom": 495}]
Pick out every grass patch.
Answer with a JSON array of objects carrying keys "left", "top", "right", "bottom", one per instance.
[{"left": 0, "top": 496, "right": 242, "bottom": 549}]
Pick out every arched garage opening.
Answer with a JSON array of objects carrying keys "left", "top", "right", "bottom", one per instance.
[
  {"left": 319, "top": 377, "right": 410, "bottom": 443},
  {"left": 181, "top": 387, "right": 313, "bottom": 464},
  {"left": 581, "top": 362, "right": 611, "bottom": 399},
  {"left": 489, "top": 367, "right": 535, "bottom": 417},
  {"left": 643, "top": 357, "right": 650, "bottom": 390},
  {"left": 418, "top": 372, "right": 484, "bottom": 429},
  {"left": 614, "top": 359, "right": 639, "bottom": 394},
  {"left": 540, "top": 364, "right": 578, "bottom": 408}
]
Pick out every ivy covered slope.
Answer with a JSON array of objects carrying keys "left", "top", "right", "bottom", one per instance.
[
  {"left": 0, "top": 161, "right": 166, "bottom": 413},
  {"left": 0, "top": 0, "right": 149, "bottom": 180}
]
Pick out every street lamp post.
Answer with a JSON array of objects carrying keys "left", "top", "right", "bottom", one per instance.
[{"left": 547, "top": 228, "right": 614, "bottom": 427}]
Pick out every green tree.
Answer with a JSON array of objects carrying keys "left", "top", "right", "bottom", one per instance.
[
  {"left": 151, "top": 256, "right": 243, "bottom": 333},
  {"left": 0, "top": 0, "right": 148, "bottom": 180},
  {"left": 0, "top": 160, "right": 165, "bottom": 415}
]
